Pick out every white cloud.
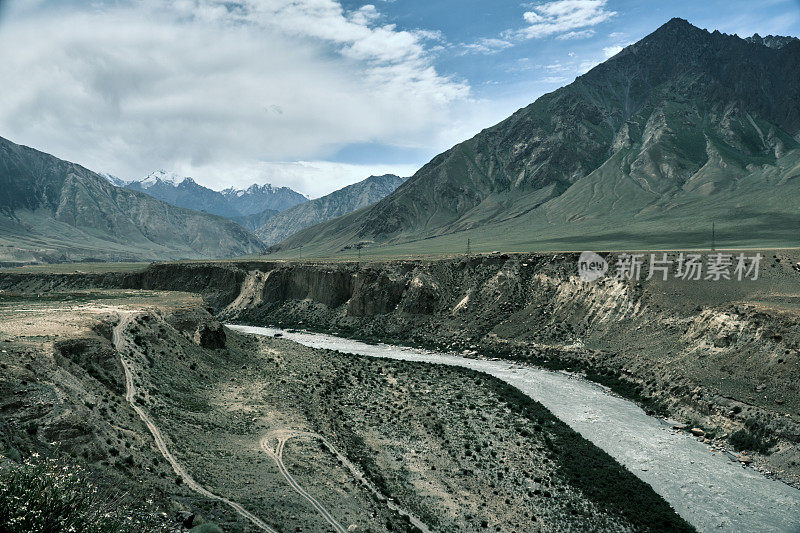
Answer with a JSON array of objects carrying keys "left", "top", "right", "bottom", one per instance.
[
  {"left": 603, "top": 44, "right": 623, "bottom": 57},
  {"left": 461, "top": 37, "right": 514, "bottom": 55},
  {"left": 513, "top": 0, "right": 616, "bottom": 40},
  {"left": 465, "top": 0, "right": 614, "bottom": 57},
  {"left": 0, "top": 0, "right": 470, "bottom": 192},
  {"left": 556, "top": 29, "right": 595, "bottom": 40}
]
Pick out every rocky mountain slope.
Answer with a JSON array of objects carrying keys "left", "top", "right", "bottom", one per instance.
[
  {"left": 0, "top": 136, "right": 264, "bottom": 264},
  {"left": 99, "top": 172, "right": 128, "bottom": 187},
  {"left": 221, "top": 183, "right": 308, "bottom": 215},
  {"left": 232, "top": 207, "right": 280, "bottom": 232},
  {"left": 269, "top": 19, "right": 800, "bottom": 257},
  {"left": 254, "top": 174, "right": 406, "bottom": 246}
]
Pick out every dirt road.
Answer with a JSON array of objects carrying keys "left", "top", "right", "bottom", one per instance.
[{"left": 261, "top": 430, "right": 347, "bottom": 533}]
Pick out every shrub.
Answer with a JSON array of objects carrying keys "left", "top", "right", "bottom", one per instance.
[
  {"left": 0, "top": 454, "right": 168, "bottom": 533},
  {"left": 729, "top": 428, "right": 775, "bottom": 454}
]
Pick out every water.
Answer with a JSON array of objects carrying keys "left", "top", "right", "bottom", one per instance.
[{"left": 228, "top": 324, "right": 800, "bottom": 533}]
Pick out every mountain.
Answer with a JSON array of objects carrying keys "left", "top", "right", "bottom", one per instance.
[
  {"left": 125, "top": 171, "right": 308, "bottom": 219},
  {"left": 253, "top": 174, "right": 406, "bottom": 246},
  {"left": 0, "top": 136, "right": 264, "bottom": 265},
  {"left": 221, "top": 183, "right": 307, "bottom": 215},
  {"left": 232, "top": 208, "right": 279, "bottom": 232},
  {"left": 746, "top": 33, "right": 799, "bottom": 50},
  {"left": 126, "top": 170, "right": 241, "bottom": 218},
  {"left": 269, "top": 19, "right": 800, "bottom": 256},
  {"left": 98, "top": 172, "right": 128, "bottom": 187}
]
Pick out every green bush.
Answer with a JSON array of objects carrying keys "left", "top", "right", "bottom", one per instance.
[{"left": 0, "top": 454, "right": 169, "bottom": 533}]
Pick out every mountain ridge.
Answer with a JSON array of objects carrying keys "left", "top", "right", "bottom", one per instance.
[
  {"left": 125, "top": 171, "right": 243, "bottom": 218},
  {"left": 268, "top": 18, "right": 800, "bottom": 256},
  {"left": 253, "top": 174, "right": 406, "bottom": 246},
  {"left": 221, "top": 183, "right": 308, "bottom": 216},
  {"left": 124, "top": 171, "right": 308, "bottom": 218}
]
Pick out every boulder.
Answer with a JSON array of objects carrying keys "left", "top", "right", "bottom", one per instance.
[
  {"left": 194, "top": 322, "right": 226, "bottom": 349},
  {"left": 690, "top": 427, "right": 705, "bottom": 437}
]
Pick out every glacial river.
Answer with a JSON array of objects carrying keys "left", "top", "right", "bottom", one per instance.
[{"left": 228, "top": 324, "right": 800, "bottom": 533}]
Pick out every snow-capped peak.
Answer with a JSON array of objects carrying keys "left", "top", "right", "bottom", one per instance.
[
  {"left": 248, "top": 183, "right": 273, "bottom": 193},
  {"left": 221, "top": 184, "right": 274, "bottom": 197},
  {"left": 137, "top": 169, "right": 191, "bottom": 188},
  {"left": 98, "top": 172, "right": 129, "bottom": 187}
]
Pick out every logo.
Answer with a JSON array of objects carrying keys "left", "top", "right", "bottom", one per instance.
[
  {"left": 578, "top": 251, "right": 608, "bottom": 282},
  {"left": 577, "top": 251, "right": 762, "bottom": 283}
]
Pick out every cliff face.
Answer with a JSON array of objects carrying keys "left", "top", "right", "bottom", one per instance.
[{"left": 0, "top": 262, "right": 258, "bottom": 309}]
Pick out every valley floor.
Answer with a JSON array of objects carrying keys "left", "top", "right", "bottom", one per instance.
[{"left": 4, "top": 249, "right": 800, "bottom": 532}]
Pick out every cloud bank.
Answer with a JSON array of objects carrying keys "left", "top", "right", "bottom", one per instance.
[{"left": 0, "top": 0, "right": 470, "bottom": 194}]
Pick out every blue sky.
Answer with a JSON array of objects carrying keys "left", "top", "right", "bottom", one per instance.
[
  {"left": 330, "top": 0, "right": 800, "bottom": 165},
  {"left": 0, "top": 0, "right": 798, "bottom": 196}
]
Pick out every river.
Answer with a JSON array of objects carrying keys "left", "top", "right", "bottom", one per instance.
[{"left": 227, "top": 324, "right": 800, "bottom": 533}]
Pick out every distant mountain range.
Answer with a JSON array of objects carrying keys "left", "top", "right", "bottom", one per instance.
[
  {"left": 269, "top": 19, "right": 800, "bottom": 256},
  {"left": 108, "top": 170, "right": 403, "bottom": 248},
  {"left": 121, "top": 171, "right": 307, "bottom": 218},
  {"left": 221, "top": 183, "right": 307, "bottom": 216},
  {"left": 252, "top": 174, "right": 406, "bottom": 246},
  {"left": 0, "top": 137, "right": 264, "bottom": 265},
  {"left": 0, "top": 138, "right": 407, "bottom": 264}
]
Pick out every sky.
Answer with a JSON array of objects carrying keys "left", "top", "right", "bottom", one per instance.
[{"left": 0, "top": 0, "right": 798, "bottom": 198}]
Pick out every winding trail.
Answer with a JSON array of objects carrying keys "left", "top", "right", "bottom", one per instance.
[
  {"left": 261, "top": 430, "right": 432, "bottom": 533},
  {"left": 113, "top": 314, "right": 279, "bottom": 533},
  {"left": 261, "top": 430, "right": 347, "bottom": 533}
]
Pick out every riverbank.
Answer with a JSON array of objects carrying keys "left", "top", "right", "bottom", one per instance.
[
  {"left": 231, "top": 325, "right": 800, "bottom": 533},
  {"left": 218, "top": 252, "right": 800, "bottom": 485}
]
